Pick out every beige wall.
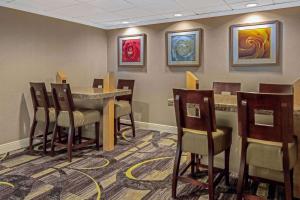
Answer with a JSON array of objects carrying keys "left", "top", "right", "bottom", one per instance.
[
  {"left": 107, "top": 7, "right": 300, "bottom": 126},
  {"left": 0, "top": 7, "right": 108, "bottom": 145}
]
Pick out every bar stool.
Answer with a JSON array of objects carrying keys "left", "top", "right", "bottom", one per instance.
[
  {"left": 114, "top": 79, "right": 135, "bottom": 142},
  {"left": 50, "top": 83, "right": 100, "bottom": 162},
  {"left": 236, "top": 92, "right": 298, "bottom": 200},
  {"left": 172, "top": 89, "right": 232, "bottom": 199},
  {"left": 213, "top": 82, "right": 241, "bottom": 95},
  {"left": 259, "top": 83, "right": 293, "bottom": 93},
  {"left": 93, "top": 79, "right": 104, "bottom": 89},
  {"left": 29, "top": 82, "right": 56, "bottom": 154}
]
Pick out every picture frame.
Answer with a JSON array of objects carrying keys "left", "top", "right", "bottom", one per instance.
[
  {"left": 230, "top": 20, "right": 280, "bottom": 66},
  {"left": 118, "top": 34, "right": 147, "bottom": 67},
  {"left": 166, "top": 28, "right": 202, "bottom": 67}
]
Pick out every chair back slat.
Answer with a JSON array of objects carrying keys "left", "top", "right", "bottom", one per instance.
[
  {"left": 30, "top": 82, "right": 49, "bottom": 109},
  {"left": 51, "top": 83, "right": 74, "bottom": 112},
  {"left": 237, "top": 92, "right": 294, "bottom": 143},
  {"left": 93, "top": 79, "right": 104, "bottom": 89},
  {"left": 213, "top": 82, "right": 241, "bottom": 95},
  {"left": 173, "top": 89, "right": 216, "bottom": 132},
  {"left": 116, "top": 79, "right": 135, "bottom": 102},
  {"left": 259, "top": 83, "right": 293, "bottom": 94}
]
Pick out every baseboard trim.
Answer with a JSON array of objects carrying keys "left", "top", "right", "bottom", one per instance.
[
  {"left": 121, "top": 119, "right": 177, "bottom": 133},
  {"left": 0, "top": 138, "right": 30, "bottom": 155}
]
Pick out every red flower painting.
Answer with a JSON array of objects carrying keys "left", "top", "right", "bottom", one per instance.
[{"left": 122, "top": 39, "right": 141, "bottom": 62}]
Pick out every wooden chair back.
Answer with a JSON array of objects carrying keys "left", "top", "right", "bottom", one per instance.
[
  {"left": 116, "top": 79, "right": 135, "bottom": 103},
  {"left": 51, "top": 83, "right": 75, "bottom": 112},
  {"left": 259, "top": 83, "right": 293, "bottom": 94},
  {"left": 93, "top": 79, "right": 104, "bottom": 88},
  {"left": 213, "top": 82, "right": 241, "bottom": 95},
  {"left": 173, "top": 89, "right": 216, "bottom": 135},
  {"left": 237, "top": 92, "right": 294, "bottom": 143},
  {"left": 30, "top": 82, "right": 50, "bottom": 110}
]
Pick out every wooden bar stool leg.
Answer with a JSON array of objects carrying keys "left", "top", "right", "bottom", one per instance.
[
  {"left": 95, "top": 122, "right": 100, "bottom": 150},
  {"left": 208, "top": 152, "right": 214, "bottom": 200},
  {"left": 67, "top": 127, "right": 75, "bottom": 162},
  {"left": 42, "top": 121, "right": 49, "bottom": 154},
  {"left": 29, "top": 120, "right": 37, "bottom": 151},
  {"left": 224, "top": 147, "right": 230, "bottom": 186},
  {"left": 129, "top": 113, "right": 135, "bottom": 137},
  {"left": 172, "top": 146, "right": 182, "bottom": 199},
  {"left": 50, "top": 124, "right": 58, "bottom": 156}
]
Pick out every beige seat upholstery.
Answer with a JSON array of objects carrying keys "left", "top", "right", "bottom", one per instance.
[
  {"left": 182, "top": 126, "right": 232, "bottom": 155},
  {"left": 36, "top": 107, "right": 56, "bottom": 123},
  {"left": 57, "top": 110, "right": 100, "bottom": 128},
  {"left": 115, "top": 100, "right": 131, "bottom": 118},
  {"left": 247, "top": 138, "right": 298, "bottom": 171}
]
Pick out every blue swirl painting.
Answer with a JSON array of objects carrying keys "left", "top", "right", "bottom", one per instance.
[{"left": 171, "top": 34, "right": 196, "bottom": 61}]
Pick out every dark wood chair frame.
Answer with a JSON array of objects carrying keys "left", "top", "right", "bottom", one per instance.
[
  {"left": 115, "top": 79, "right": 135, "bottom": 142},
  {"left": 50, "top": 83, "right": 100, "bottom": 162},
  {"left": 259, "top": 83, "right": 293, "bottom": 94},
  {"left": 237, "top": 92, "right": 296, "bottom": 200},
  {"left": 29, "top": 82, "right": 53, "bottom": 154},
  {"left": 172, "top": 89, "right": 231, "bottom": 200},
  {"left": 93, "top": 78, "right": 104, "bottom": 88},
  {"left": 213, "top": 81, "right": 241, "bottom": 95}
]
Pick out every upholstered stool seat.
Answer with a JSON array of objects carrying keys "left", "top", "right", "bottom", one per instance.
[
  {"left": 182, "top": 126, "right": 232, "bottom": 155},
  {"left": 57, "top": 110, "right": 100, "bottom": 128},
  {"left": 247, "top": 138, "right": 298, "bottom": 171},
  {"left": 115, "top": 100, "right": 131, "bottom": 118},
  {"left": 36, "top": 107, "right": 56, "bottom": 123}
]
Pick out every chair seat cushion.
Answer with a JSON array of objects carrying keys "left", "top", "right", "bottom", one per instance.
[
  {"left": 57, "top": 110, "right": 100, "bottom": 128},
  {"left": 115, "top": 100, "right": 131, "bottom": 118},
  {"left": 247, "top": 138, "right": 298, "bottom": 171},
  {"left": 36, "top": 107, "right": 56, "bottom": 123},
  {"left": 182, "top": 126, "right": 232, "bottom": 155}
]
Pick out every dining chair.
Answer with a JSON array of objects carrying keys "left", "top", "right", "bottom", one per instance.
[
  {"left": 93, "top": 78, "right": 104, "bottom": 89},
  {"left": 259, "top": 83, "right": 293, "bottom": 93},
  {"left": 114, "top": 79, "right": 135, "bottom": 142},
  {"left": 29, "top": 82, "right": 56, "bottom": 154},
  {"left": 236, "top": 92, "right": 298, "bottom": 200},
  {"left": 172, "top": 89, "right": 232, "bottom": 199},
  {"left": 213, "top": 82, "right": 241, "bottom": 95},
  {"left": 50, "top": 83, "right": 100, "bottom": 162}
]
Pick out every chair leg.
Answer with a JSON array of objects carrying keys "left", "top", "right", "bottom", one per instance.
[
  {"left": 50, "top": 124, "right": 58, "bottom": 156},
  {"left": 114, "top": 118, "right": 118, "bottom": 145},
  {"left": 67, "top": 127, "right": 74, "bottom": 162},
  {"left": 172, "top": 145, "right": 182, "bottom": 199},
  {"left": 283, "top": 167, "right": 293, "bottom": 200},
  {"left": 29, "top": 120, "right": 37, "bottom": 151},
  {"left": 42, "top": 122, "right": 49, "bottom": 154},
  {"left": 95, "top": 122, "right": 100, "bottom": 150},
  {"left": 78, "top": 127, "right": 82, "bottom": 144},
  {"left": 208, "top": 152, "right": 214, "bottom": 200},
  {"left": 117, "top": 117, "right": 120, "bottom": 132},
  {"left": 129, "top": 113, "right": 135, "bottom": 137},
  {"left": 191, "top": 153, "right": 196, "bottom": 176},
  {"left": 224, "top": 147, "right": 230, "bottom": 186},
  {"left": 290, "top": 169, "right": 294, "bottom": 199},
  {"left": 237, "top": 155, "right": 246, "bottom": 200}
]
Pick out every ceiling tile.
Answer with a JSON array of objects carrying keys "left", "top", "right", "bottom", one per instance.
[
  {"left": 50, "top": 3, "right": 103, "bottom": 18},
  {"left": 229, "top": 0, "right": 274, "bottom": 9},
  {"left": 85, "top": 0, "right": 134, "bottom": 12}
]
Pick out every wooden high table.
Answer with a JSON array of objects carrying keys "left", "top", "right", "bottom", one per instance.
[{"left": 168, "top": 94, "right": 300, "bottom": 198}]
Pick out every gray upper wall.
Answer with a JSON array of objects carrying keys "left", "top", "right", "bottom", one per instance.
[
  {"left": 0, "top": 7, "right": 108, "bottom": 145},
  {"left": 107, "top": 7, "right": 300, "bottom": 126}
]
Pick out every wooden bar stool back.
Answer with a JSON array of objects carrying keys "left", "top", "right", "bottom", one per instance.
[
  {"left": 237, "top": 92, "right": 297, "bottom": 200},
  {"left": 172, "top": 89, "right": 232, "bottom": 199},
  {"left": 29, "top": 82, "right": 55, "bottom": 153},
  {"left": 259, "top": 83, "right": 293, "bottom": 93},
  {"left": 93, "top": 78, "right": 104, "bottom": 88},
  {"left": 50, "top": 83, "right": 100, "bottom": 162},
  {"left": 114, "top": 79, "right": 135, "bottom": 142},
  {"left": 213, "top": 82, "right": 241, "bottom": 95}
]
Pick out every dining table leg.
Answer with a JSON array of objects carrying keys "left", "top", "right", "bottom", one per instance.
[{"left": 102, "top": 96, "right": 115, "bottom": 151}]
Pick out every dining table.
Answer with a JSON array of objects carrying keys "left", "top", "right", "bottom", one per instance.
[
  {"left": 49, "top": 87, "right": 131, "bottom": 151},
  {"left": 168, "top": 94, "right": 300, "bottom": 198}
]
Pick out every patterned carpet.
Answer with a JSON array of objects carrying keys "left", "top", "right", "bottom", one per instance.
[{"left": 0, "top": 128, "right": 286, "bottom": 200}]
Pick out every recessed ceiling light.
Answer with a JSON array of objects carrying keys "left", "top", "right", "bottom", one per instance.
[
  {"left": 122, "top": 21, "right": 129, "bottom": 24},
  {"left": 174, "top": 13, "right": 183, "bottom": 17},
  {"left": 246, "top": 3, "right": 258, "bottom": 8}
]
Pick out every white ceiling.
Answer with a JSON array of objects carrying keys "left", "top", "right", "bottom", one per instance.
[{"left": 0, "top": 0, "right": 300, "bottom": 29}]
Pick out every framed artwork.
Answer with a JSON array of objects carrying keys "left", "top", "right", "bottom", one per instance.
[
  {"left": 118, "top": 34, "right": 146, "bottom": 67},
  {"left": 166, "top": 28, "right": 202, "bottom": 66},
  {"left": 230, "top": 21, "right": 280, "bottom": 66}
]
